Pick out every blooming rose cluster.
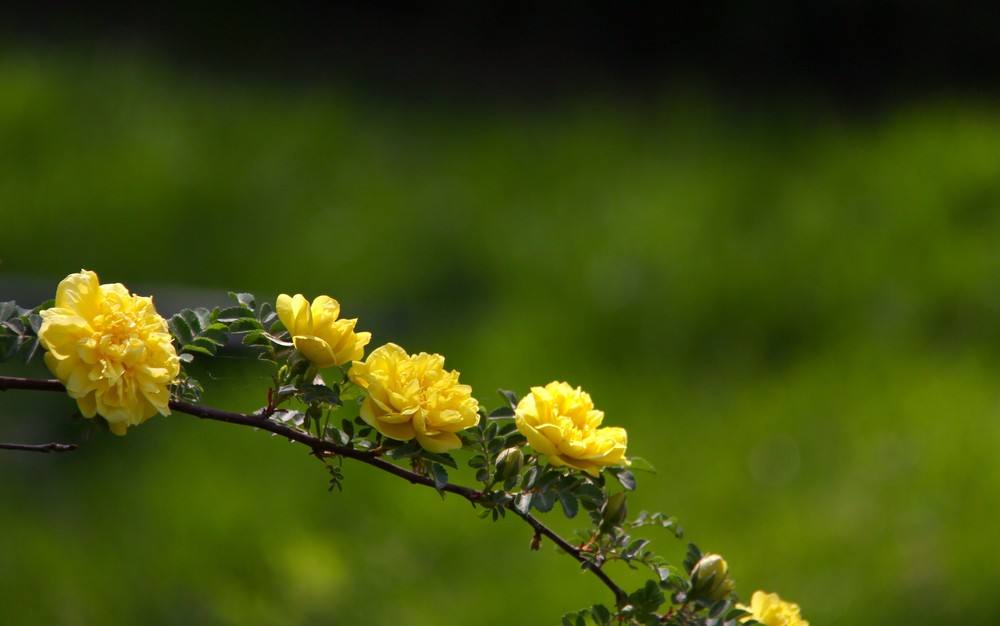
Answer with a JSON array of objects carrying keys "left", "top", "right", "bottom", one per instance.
[
  {"left": 30, "top": 271, "right": 811, "bottom": 623},
  {"left": 37, "top": 270, "right": 180, "bottom": 435},
  {"left": 36, "top": 272, "right": 633, "bottom": 472}
]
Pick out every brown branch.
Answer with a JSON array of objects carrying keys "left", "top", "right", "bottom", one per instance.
[
  {"left": 0, "top": 376, "right": 64, "bottom": 393},
  {"left": 0, "top": 375, "right": 627, "bottom": 605},
  {"left": 506, "top": 501, "right": 627, "bottom": 605},
  {"left": 0, "top": 441, "right": 77, "bottom": 453}
]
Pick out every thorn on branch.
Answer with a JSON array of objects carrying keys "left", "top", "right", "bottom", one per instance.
[
  {"left": 0, "top": 441, "right": 78, "bottom": 453},
  {"left": 530, "top": 529, "right": 542, "bottom": 551}
]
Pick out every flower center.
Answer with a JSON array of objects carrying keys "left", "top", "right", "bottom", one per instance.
[{"left": 100, "top": 311, "right": 140, "bottom": 346}]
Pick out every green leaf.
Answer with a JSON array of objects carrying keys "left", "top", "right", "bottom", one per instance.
[
  {"left": 536, "top": 468, "right": 562, "bottom": 491},
  {"left": 0, "top": 301, "right": 17, "bottom": 322},
  {"left": 325, "top": 426, "right": 351, "bottom": 446},
  {"left": 497, "top": 388, "right": 520, "bottom": 408},
  {"left": 0, "top": 333, "right": 19, "bottom": 361},
  {"left": 242, "top": 330, "right": 270, "bottom": 346},
  {"left": 270, "top": 410, "right": 305, "bottom": 428},
  {"left": 24, "top": 336, "right": 42, "bottom": 363},
  {"left": 627, "top": 456, "right": 657, "bottom": 473},
  {"left": 614, "top": 469, "right": 637, "bottom": 491},
  {"left": 32, "top": 299, "right": 55, "bottom": 313},
  {"left": 181, "top": 344, "right": 214, "bottom": 357},
  {"left": 532, "top": 490, "right": 556, "bottom": 513},
  {"left": 622, "top": 538, "right": 650, "bottom": 560},
  {"left": 725, "top": 607, "right": 752, "bottom": 620},
  {"left": 573, "top": 482, "right": 604, "bottom": 507},
  {"left": 468, "top": 455, "right": 486, "bottom": 469},
  {"left": 709, "top": 598, "right": 733, "bottom": 618},
  {"left": 488, "top": 405, "right": 515, "bottom": 418},
  {"left": 385, "top": 439, "right": 422, "bottom": 459},
  {"left": 259, "top": 302, "right": 278, "bottom": 327},
  {"left": 628, "top": 580, "right": 665, "bottom": 615},
  {"left": 515, "top": 492, "right": 532, "bottom": 514},
  {"left": 2, "top": 315, "right": 23, "bottom": 333},
  {"left": 421, "top": 451, "right": 458, "bottom": 469},
  {"left": 684, "top": 543, "right": 702, "bottom": 574},
  {"left": 558, "top": 492, "right": 579, "bottom": 518},
  {"left": 172, "top": 311, "right": 231, "bottom": 359},
  {"left": 180, "top": 309, "right": 205, "bottom": 333},
  {"left": 191, "top": 336, "right": 223, "bottom": 350},
  {"left": 299, "top": 384, "right": 340, "bottom": 405},
  {"left": 228, "top": 318, "right": 263, "bottom": 332},
  {"left": 229, "top": 292, "right": 256, "bottom": 309},
  {"left": 264, "top": 332, "right": 293, "bottom": 347},
  {"left": 169, "top": 314, "right": 195, "bottom": 346},
  {"left": 522, "top": 465, "right": 540, "bottom": 489},
  {"left": 216, "top": 305, "right": 254, "bottom": 321},
  {"left": 27, "top": 313, "right": 43, "bottom": 334},
  {"left": 430, "top": 463, "right": 449, "bottom": 492},
  {"left": 590, "top": 604, "right": 611, "bottom": 625},
  {"left": 600, "top": 492, "right": 628, "bottom": 532}
]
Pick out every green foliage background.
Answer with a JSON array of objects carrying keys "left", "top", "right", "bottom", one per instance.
[{"left": 2, "top": 51, "right": 1000, "bottom": 624}]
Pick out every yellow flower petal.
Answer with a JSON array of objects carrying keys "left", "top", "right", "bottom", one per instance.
[
  {"left": 54, "top": 270, "right": 102, "bottom": 320},
  {"left": 310, "top": 295, "right": 341, "bottom": 326},
  {"left": 415, "top": 430, "right": 462, "bottom": 453},
  {"left": 292, "top": 335, "right": 338, "bottom": 369},
  {"left": 359, "top": 397, "right": 416, "bottom": 440}
]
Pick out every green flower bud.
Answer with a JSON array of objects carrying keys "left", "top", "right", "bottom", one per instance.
[
  {"left": 690, "top": 553, "right": 735, "bottom": 603},
  {"left": 495, "top": 447, "right": 524, "bottom": 480}
]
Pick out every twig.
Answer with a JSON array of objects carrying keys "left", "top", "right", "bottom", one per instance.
[
  {"left": 0, "top": 375, "right": 627, "bottom": 605},
  {"left": 0, "top": 376, "right": 64, "bottom": 393},
  {"left": 0, "top": 441, "right": 77, "bottom": 453},
  {"left": 506, "top": 502, "right": 627, "bottom": 605}
]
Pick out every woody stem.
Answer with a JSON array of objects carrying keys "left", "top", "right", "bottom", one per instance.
[{"left": 0, "top": 375, "right": 627, "bottom": 606}]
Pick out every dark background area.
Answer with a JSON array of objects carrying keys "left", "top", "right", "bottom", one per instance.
[{"left": 5, "top": 2, "right": 1000, "bottom": 102}]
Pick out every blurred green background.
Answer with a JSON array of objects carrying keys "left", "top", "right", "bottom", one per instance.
[{"left": 2, "top": 41, "right": 1000, "bottom": 625}]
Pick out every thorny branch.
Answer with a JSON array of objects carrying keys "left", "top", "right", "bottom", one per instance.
[
  {"left": 0, "top": 375, "right": 627, "bottom": 606},
  {"left": 0, "top": 441, "right": 77, "bottom": 453}
]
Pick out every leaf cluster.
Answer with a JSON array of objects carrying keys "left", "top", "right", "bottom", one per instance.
[
  {"left": 0, "top": 300, "right": 51, "bottom": 363},
  {"left": 2, "top": 291, "right": 767, "bottom": 626}
]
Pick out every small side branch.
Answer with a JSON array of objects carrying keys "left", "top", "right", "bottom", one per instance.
[
  {"left": 0, "top": 441, "right": 77, "bottom": 453},
  {"left": 0, "top": 376, "right": 65, "bottom": 393},
  {"left": 506, "top": 501, "right": 627, "bottom": 606}
]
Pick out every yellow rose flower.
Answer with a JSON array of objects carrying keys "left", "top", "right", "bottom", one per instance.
[
  {"left": 348, "top": 343, "right": 479, "bottom": 452},
  {"left": 514, "top": 381, "right": 628, "bottom": 477},
  {"left": 276, "top": 293, "right": 372, "bottom": 368},
  {"left": 739, "top": 591, "right": 809, "bottom": 626},
  {"left": 37, "top": 270, "right": 180, "bottom": 435}
]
